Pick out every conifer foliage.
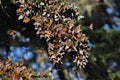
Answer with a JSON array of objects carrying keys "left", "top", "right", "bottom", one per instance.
[{"left": 16, "top": 0, "right": 89, "bottom": 68}]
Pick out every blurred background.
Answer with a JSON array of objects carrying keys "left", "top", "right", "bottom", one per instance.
[{"left": 0, "top": 0, "right": 120, "bottom": 80}]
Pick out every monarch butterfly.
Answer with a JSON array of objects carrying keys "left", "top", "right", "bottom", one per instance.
[
  {"left": 18, "top": 15, "right": 24, "bottom": 20},
  {"left": 49, "top": 43, "right": 55, "bottom": 49},
  {"left": 74, "top": 25, "right": 81, "bottom": 33},
  {"left": 40, "top": 72, "right": 46, "bottom": 77},
  {"left": 48, "top": 51, "right": 54, "bottom": 55},
  {"left": 18, "top": 0, "right": 25, "bottom": 4},
  {"left": 35, "top": 49, "right": 44, "bottom": 53},
  {"left": 76, "top": 33, "right": 81, "bottom": 38},
  {"left": 45, "top": 22, "right": 52, "bottom": 27},
  {"left": 40, "top": 2, "right": 45, "bottom": 6},
  {"left": 79, "top": 55, "right": 83, "bottom": 60},
  {"left": 68, "top": 23, "right": 73, "bottom": 29},
  {"left": 52, "top": 58, "right": 58, "bottom": 65},
  {"left": 25, "top": 3, "right": 29, "bottom": 8},
  {"left": 89, "top": 23, "right": 94, "bottom": 30},
  {"left": 49, "top": 0, "right": 54, "bottom": 4},
  {"left": 68, "top": 29, "right": 71, "bottom": 33},
  {"left": 0, "top": 70, "right": 4, "bottom": 75},
  {"left": 58, "top": 33, "right": 61, "bottom": 37},
  {"left": 28, "top": 67, "right": 32, "bottom": 71},
  {"left": 45, "top": 30, "right": 51, "bottom": 34},
  {"left": 8, "top": 30, "right": 17, "bottom": 35},
  {"left": 16, "top": 8, "right": 24, "bottom": 13},
  {"left": 63, "top": 27, "right": 67, "bottom": 32},
  {"left": 32, "top": 16, "right": 37, "bottom": 21},
  {"left": 6, "top": 65, "right": 12, "bottom": 70},
  {"left": 23, "top": 17, "right": 30, "bottom": 23},
  {"left": 65, "top": 4, "right": 70, "bottom": 10},
  {"left": 14, "top": 62, "right": 22, "bottom": 67},
  {"left": 21, "top": 72, "right": 27, "bottom": 77}
]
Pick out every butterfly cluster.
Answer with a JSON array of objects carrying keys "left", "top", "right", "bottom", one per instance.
[
  {"left": 16, "top": 0, "right": 89, "bottom": 68},
  {"left": 0, "top": 57, "right": 51, "bottom": 80}
]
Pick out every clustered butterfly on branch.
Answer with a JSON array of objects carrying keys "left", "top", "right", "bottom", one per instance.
[
  {"left": 0, "top": 57, "right": 51, "bottom": 80},
  {"left": 16, "top": 0, "right": 89, "bottom": 68}
]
